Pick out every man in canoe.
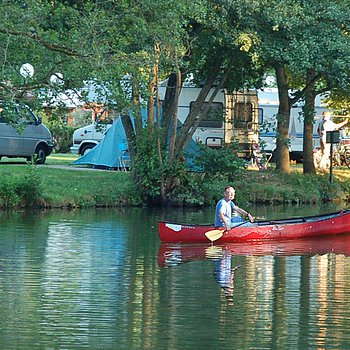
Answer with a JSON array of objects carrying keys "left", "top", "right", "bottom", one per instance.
[{"left": 214, "top": 186, "right": 255, "bottom": 230}]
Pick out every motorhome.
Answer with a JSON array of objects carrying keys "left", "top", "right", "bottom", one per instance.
[
  {"left": 258, "top": 88, "right": 327, "bottom": 161},
  {"left": 158, "top": 84, "right": 260, "bottom": 158}
]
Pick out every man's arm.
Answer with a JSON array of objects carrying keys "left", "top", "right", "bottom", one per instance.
[
  {"left": 335, "top": 120, "right": 348, "bottom": 130},
  {"left": 219, "top": 212, "right": 230, "bottom": 230},
  {"left": 234, "top": 206, "right": 254, "bottom": 222}
]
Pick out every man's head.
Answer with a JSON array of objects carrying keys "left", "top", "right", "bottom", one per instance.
[
  {"left": 224, "top": 186, "right": 235, "bottom": 201},
  {"left": 322, "top": 111, "right": 331, "bottom": 121}
]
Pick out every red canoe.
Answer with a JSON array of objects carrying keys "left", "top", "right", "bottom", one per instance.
[{"left": 158, "top": 209, "right": 350, "bottom": 243}]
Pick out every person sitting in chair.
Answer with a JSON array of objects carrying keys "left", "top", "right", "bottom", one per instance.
[{"left": 251, "top": 143, "right": 272, "bottom": 171}]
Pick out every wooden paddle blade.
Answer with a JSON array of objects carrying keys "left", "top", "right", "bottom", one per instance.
[{"left": 205, "top": 229, "right": 224, "bottom": 242}]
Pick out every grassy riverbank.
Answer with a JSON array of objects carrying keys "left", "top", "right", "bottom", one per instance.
[{"left": 0, "top": 153, "right": 349, "bottom": 209}]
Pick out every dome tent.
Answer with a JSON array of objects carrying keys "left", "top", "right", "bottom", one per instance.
[{"left": 72, "top": 117, "right": 129, "bottom": 170}]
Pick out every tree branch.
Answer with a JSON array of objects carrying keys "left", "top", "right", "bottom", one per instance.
[
  {"left": 0, "top": 28, "right": 87, "bottom": 58},
  {"left": 289, "top": 72, "right": 323, "bottom": 105}
]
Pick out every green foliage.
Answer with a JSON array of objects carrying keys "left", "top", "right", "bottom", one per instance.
[
  {"left": 0, "top": 176, "right": 19, "bottom": 207},
  {"left": 41, "top": 109, "right": 75, "bottom": 153},
  {"left": 2, "top": 0, "right": 350, "bottom": 201},
  {"left": 192, "top": 144, "right": 247, "bottom": 182},
  {"left": 316, "top": 175, "right": 348, "bottom": 203},
  {"left": 0, "top": 165, "right": 43, "bottom": 208},
  {"left": 0, "top": 157, "right": 349, "bottom": 208},
  {"left": 16, "top": 166, "right": 43, "bottom": 206},
  {"left": 132, "top": 130, "right": 188, "bottom": 203},
  {"left": 132, "top": 131, "right": 163, "bottom": 200},
  {"left": 167, "top": 173, "right": 206, "bottom": 207}
]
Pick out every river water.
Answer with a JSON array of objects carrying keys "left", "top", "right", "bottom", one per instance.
[{"left": 0, "top": 204, "right": 350, "bottom": 350}]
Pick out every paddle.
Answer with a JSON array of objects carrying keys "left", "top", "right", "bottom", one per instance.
[
  {"left": 205, "top": 229, "right": 225, "bottom": 242},
  {"left": 205, "top": 221, "right": 248, "bottom": 242}
]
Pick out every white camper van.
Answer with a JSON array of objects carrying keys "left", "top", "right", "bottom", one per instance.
[
  {"left": 258, "top": 88, "right": 327, "bottom": 161},
  {"left": 0, "top": 106, "right": 53, "bottom": 164},
  {"left": 159, "top": 84, "right": 260, "bottom": 158},
  {"left": 70, "top": 121, "right": 112, "bottom": 155}
]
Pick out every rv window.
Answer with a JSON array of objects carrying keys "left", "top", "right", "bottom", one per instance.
[
  {"left": 190, "top": 101, "right": 224, "bottom": 128},
  {"left": 234, "top": 102, "right": 253, "bottom": 128},
  {"left": 258, "top": 107, "right": 263, "bottom": 124}
]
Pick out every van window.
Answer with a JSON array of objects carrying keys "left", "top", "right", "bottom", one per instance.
[
  {"left": 16, "top": 106, "right": 36, "bottom": 124},
  {"left": 190, "top": 101, "right": 224, "bottom": 128},
  {"left": 0, "top": 105, "right": 36, "bottom": 124},
  {"left": 0, "top": 106, "right": 10, "bottom": 123},
  {"left": 0, "top": 109, "right": 5, "bottom": 123}
]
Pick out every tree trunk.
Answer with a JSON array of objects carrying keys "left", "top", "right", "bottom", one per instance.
[
  {"left": 147, "top": 72, "right": 155, "bottom": 129},
  {"left": 175, "top": 61, "right": 221, "bottom": 152},
  {"left": 168, "top": 69, "right": 182, "bottom": 161},
  {"left": 161, "top": 71, "right": 184, "bottom": 146},
  {"left": 303, "top": 69, "right": 317, "bottom": 174},
  {"left": 120, "top": 113, "right": 136, "bottom": 162},
  {"left": 147, "top": 45, "right": 160, "bottom": 130},
  {"left": 275, "top": 66, "right": 291, "bottom": 174},
  {"left": 132, "top": 78, "right": 142, "bottom": 144}
]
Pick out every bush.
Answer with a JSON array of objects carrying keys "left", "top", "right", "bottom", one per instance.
[
  {"left": 40, "top": 108, "right": 76, "bottom": 153},
  {"left": 192, "top": 143, "right": 247, "bottom": 181},
  {"left": 0, "top": 176, "right": 19, "bottom": 207},
  {"left": 0, "top": 166, "right": 43, "bottom": 208}
]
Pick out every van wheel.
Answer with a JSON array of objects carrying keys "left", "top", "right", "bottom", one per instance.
[
  {"left": 35, "top": 145, "right": 47, "bottom": 164},
  {"left": 81, "top": 144, "right": 95, "bottom": 156}
]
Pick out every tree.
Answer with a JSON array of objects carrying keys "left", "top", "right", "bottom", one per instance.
[
  {"left": 288, "top": 1, "right": 350, "bottom": 174},
  {"left": 0, "top": 1, "right": 94, "bottom": 108},
  {"left": 233, "top": 0, "right": 350, "bottom": 174},
  {"left": 2, "top": 0, "right": 240, "bottom": 203},
  {"left": 4, "top": 0, "right": 350, "bottom": 204}
]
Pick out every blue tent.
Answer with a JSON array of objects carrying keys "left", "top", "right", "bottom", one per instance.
[
  {"left": 72, "top": 115, "right": 200, "bottom": 170},
  {"left": 72, "top": 118, "right": 129, "bottom": 169}
]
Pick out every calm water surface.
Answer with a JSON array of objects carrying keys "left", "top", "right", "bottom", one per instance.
[{"left": 0, "top": 204, "right": 350, "bottom": 350}]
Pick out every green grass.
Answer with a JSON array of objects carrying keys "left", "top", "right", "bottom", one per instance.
[
  {"left": 0, "top": 153, "right": 79, "bottom": 165},
  {"left": 201, "top": 166, "right": 350, "bottom": 207},
  {"left": 39, "top": 167, "right": 135, "bottom": 207},
  {"left": 45, "top": 153, "right": 80, "bottom": 165},
  {"left": 0, "top": 153, "right": 349, "bottom": 208},
  {"left": 0, "top": 153, "right": 137, "bottom": 208}
]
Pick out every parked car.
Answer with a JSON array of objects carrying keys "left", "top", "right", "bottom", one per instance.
[
  {"left": 70, "top": 121, "right": 112, "bottom": 155},
  {"left": 0, "top": 105, "right": 53, "bottom": 164}
]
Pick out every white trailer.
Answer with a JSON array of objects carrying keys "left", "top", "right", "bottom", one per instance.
[
  {"left": 258, "top": 88, "right": 327, "bottom": 161},
  {"left": 159, "top": 84, "right": 260, "bottom": 158}
]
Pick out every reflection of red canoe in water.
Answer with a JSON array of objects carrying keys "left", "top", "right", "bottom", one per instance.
[
  {"left": 158, "top": 210, "right": 350, "bottom": 243},
  {"left": 158, "top": 234, "right": 350, "bottom": 267}
]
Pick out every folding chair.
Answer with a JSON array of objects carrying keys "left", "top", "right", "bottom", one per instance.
[{"left": 251, "top": 143, "right": 272, "bottom": 170}]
